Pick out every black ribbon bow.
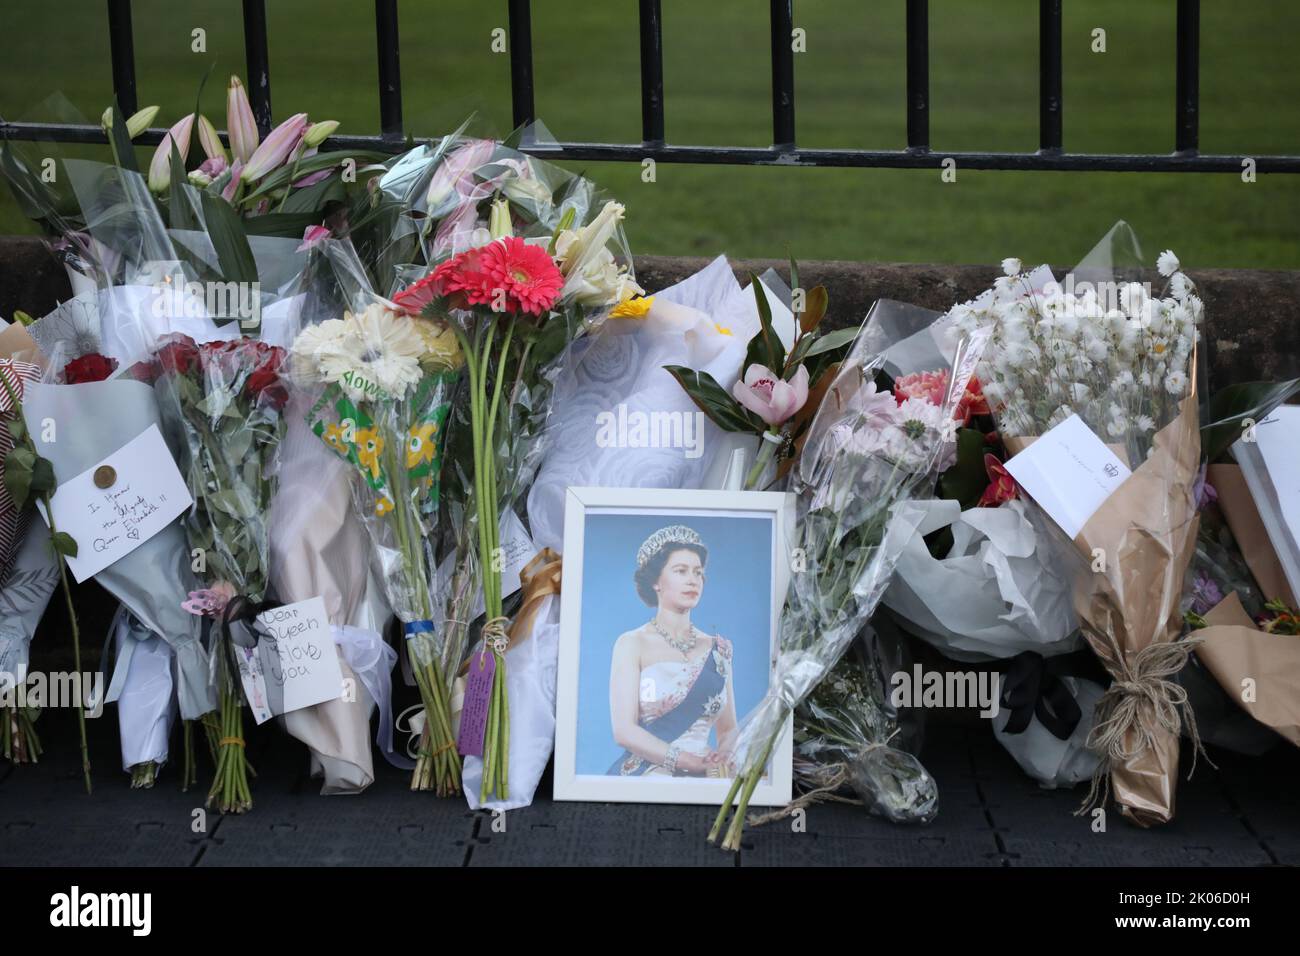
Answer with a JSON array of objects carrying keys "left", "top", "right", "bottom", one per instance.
[{"left": 998, "top": 650, "right": 1109, "bottom": 741}]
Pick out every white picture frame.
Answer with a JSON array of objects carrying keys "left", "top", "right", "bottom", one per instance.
[{"left": 554, "top": 486, "right": 795, "bottom": 805}]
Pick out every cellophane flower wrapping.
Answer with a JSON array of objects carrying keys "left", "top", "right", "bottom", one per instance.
[
  {"left": 149, "top": 332, "right": 291, "bottom": 812},
  {"left": 794, "top": 617, "right": 938, "bottom": 823},
  {"left": 382, "top": 128, "right": 639, "bottom": 804},
  {"left": 948, "top": 222, "right": 1204, "bottom": 826},
  {"left": 292, "top": 238, "right": 462, "bottom": 794},
  {"left": 710, "top": 303, "right": 988, "bottom": 848}
]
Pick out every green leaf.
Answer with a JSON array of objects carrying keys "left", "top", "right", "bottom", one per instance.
[
  {"left": 746, "top": 277, "right": 784, "bottom": 374},
  {"left": 29, "top": 454, "right": 56, "bottom": 496},
  {"left": 6, "top": 416, "right": 26, "bottom": 443},
  {"left": 242, "top": 211, "right": 324, "bottom": 237},
  {"left": 50, "top": 531, "right": 78, "bottom": 559},
  {"left": 278, "top": 174, "right": 345, "bottom": 215},
  {"left": 803, "top": 325, "right": 858, "bottom": 358},
  {"left": 198, "top": 191, "right": 258, "bottom": 285},
  {"left": 663, "top": 365, "right": 765, "bottom": 433},
  {"left": 3, "top": 445, "right": 35, "bottom": 508},
  {"left": 938, "top": 428, "right": 991, "bottom": 508},
  {"left": 107, "top": 100, "right": 139, "bottom": 174},
  {"left": 1202, "top": 378, "right": 1300, "bottom": 463},
  {"left": 242, "top": 150, "right": 390, "bottom": 203}
]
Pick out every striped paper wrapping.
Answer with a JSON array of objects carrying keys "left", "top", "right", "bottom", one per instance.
[{"left": 0, "top": 360, "right": 42, "bottom": 584}]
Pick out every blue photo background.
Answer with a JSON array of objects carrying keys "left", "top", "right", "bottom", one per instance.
[{"left": 574, "top": 509, "right": 775, "bottom": 775}]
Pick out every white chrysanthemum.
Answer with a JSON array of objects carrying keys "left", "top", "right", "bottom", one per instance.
[
  {"left": 1156, "top": 250, "right": 1180, "bottom": 278},
  {"left": 1169, "top": 272, "right": 1192, "bottom": 300},
  {"left": 1001, "top": 257, "right": 1022, "bottom": 277},
  {"left": 1136, "top": 414, "right": 1156, "bottom": 432},
  {"left": 1164, "top": 369, "right": 1189, "bottom": 396}
]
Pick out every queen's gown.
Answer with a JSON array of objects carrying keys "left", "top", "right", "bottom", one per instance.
[{"left": 609, "top": 635, "right": 732, "bottom": 776}]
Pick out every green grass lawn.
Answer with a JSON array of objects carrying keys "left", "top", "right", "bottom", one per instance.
[{"left": 2, "top": 0, "right": 1297, "bottom": 269}]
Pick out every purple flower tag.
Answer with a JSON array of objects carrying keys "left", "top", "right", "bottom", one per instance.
[{"left": 457, "top": 648, "right": 495, "bottom": 757}]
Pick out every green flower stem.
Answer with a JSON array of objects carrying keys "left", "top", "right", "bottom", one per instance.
[
  {"left": 708, "top": 773, "right": 745, "bottom": 844},
  {"left": 721, "top": 727, "right": 780, "bottom": 851},
  {"left": 744, "top": 432, "right": 780, "bottom": 490},
  {"left": 51, "top": 518, "right": 92, "bottom": 795}
]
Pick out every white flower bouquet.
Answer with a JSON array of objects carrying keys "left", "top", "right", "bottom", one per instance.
[{"left": 949, "top": 222, "right": 1206, "bottom": 826}]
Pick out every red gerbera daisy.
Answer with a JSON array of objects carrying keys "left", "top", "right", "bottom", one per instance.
[{"left": 479, "top": 236, "right": 564, "bottom": 316}]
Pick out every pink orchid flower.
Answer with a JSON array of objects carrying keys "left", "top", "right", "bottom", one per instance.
[{"left": 733, "top": 363, "right": 809, "bottom": 427}]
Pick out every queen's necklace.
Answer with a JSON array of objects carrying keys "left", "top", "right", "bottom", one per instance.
[{"left": 650, "top": 617, "right": 697, "bottom": 657}]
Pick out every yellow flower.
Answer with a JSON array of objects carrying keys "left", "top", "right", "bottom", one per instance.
[
  {"left": 323, "top": 422, "right": 350, "bottom": 456},
  {"left": 375, "top": 496, "right": 394, "bottom": 517},
  {"left": 406, "top": 421, "right": 438, "bottom": 469},
  {"left": 610, "top": 295, "right": 653, "bottom": 319},
  {"left": 714, "top": 323, "right": 733, "bottom": 336},
  {"left": 411, "top": 317, "right": 465, "bottom": 372},
  {"left": 355, "top": 427, "right": 384, "bottom": 480}
]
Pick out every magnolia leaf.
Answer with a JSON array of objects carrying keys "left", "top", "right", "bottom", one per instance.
[
  {"left": 664, "top": 365, "right": 764, "bottom": 433},
  {"left": 799, "top": 286, "right": 828, "bottom": 335},
  {"left": 746, "top": 277, "right": 785, "bottom": 374}
]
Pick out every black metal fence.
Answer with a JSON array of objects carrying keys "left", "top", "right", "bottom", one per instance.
[{"left": 2, "top": 0, "right": 1298, "bottom": 174}]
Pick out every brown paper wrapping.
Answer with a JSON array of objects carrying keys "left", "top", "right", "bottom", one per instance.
[
  {"left": 1007, "top": 391, "right": 1202, "bottom": 826},
  {"left": 1195, "top": 592, "right": 1300, "bottom": 747},
  {"left": 0, "top": 323, "right": 43, "bottom": 364},
  {"left": 1206, "top": 464, "right": 1297, "bottom": 607},
  {"left": 1067, "top": 392, "right": 1201, "bottom": 826}
]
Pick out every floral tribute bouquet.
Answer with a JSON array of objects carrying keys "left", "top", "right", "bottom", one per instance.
[
  {"left": 948, "top": 223, "right": 1206, "bottom": 826},
  {"left": 292, "top": 258, "right": 463, "bottom": 795},
  {"left": 708, "top": 301, "right": 988, "bottom": 850},
  {"left": 386, "top": 136, "right": 639, "bottom": 804},
  {"left": 665, "top": 260, "right": 856, "bottom": 491},
  {"left": 145, "top": 332, "right": 290, "bottom": 813},
  {"left": 1176, "top": 377, "right": 1300, "bottom": 750}
]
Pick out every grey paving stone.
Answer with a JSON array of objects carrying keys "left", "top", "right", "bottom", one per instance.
[
  {"left": 739, "top": 831, "right": 1005, "bottom": 866},
  {"left": 468, "top": 800, "right": 734, "bottom": 867}
]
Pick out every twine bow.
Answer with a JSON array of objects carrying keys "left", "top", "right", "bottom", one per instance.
[
  {"left": 1076, "top": 636, "right": 1214, "bottom": 816},
  {"left": 746, "top": 729, "right": 902, "bottom": 827},
  {"left": 456, "top": 547, "right": 562, "bottom": 677}
]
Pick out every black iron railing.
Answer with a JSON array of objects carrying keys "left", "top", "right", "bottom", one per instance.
[{"left": 2, "top": 0, "right": 1298, "bottom": 174}]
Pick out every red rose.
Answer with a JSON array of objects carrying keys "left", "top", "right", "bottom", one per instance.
[
  {"left": 245, "top": 346, "right": 288, "bottom": 410},
  {"left": 124, "top": 360, "right": 156, "bottom": 384},
  {"left": 63, "top": 352, "right": 119, "bottom": 384},
  {"left": 156, "top": 336, "right": 200, "bottom": 376}
]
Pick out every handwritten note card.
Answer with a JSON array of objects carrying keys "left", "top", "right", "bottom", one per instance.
[
  {"left": 41, "top": 424, "right": 192, "bottom": 583},
  {"left": 236, "top": 597, "right": 344, "bottom": 724},
  {"left": 1003, "top": 414, "right": 1132, "bottom": 539}
]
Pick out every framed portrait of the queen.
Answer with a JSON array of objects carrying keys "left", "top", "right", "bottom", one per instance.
[{"left": 554, "top": 487, "right": 795, "bottom": 805}]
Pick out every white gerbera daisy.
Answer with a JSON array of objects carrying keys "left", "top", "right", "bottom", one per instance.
[
  {"left": 1164, "top": 369, "right": 1189, "bottom": 396},
  {"left": 1156, "top": 250, "right": 1180, "bottom": 278},
  {"left": 1169, "top": 272, "right": 1192, "bottom": 300}
]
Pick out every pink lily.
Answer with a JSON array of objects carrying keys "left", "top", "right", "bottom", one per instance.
[
  {"left": 226, "top": 75, "right": 259, "bottom": 164},
  {"left": 146, "top": 114, "right": 194, "bottom": 193},
  {"left": 733, "top": 363, "right": 809, "bottom": 427},
  {"left": 221, "top": 159, "right": 245, "bottom": 202},
  {"left": 196, "top": 114, "right": 225, "bottom": 162},
  {"left": 240, "top": 112, "right": 308, "bottom": 183},
  {"left": 296, "top": 224, "right": 331, "bottom": 252}
]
